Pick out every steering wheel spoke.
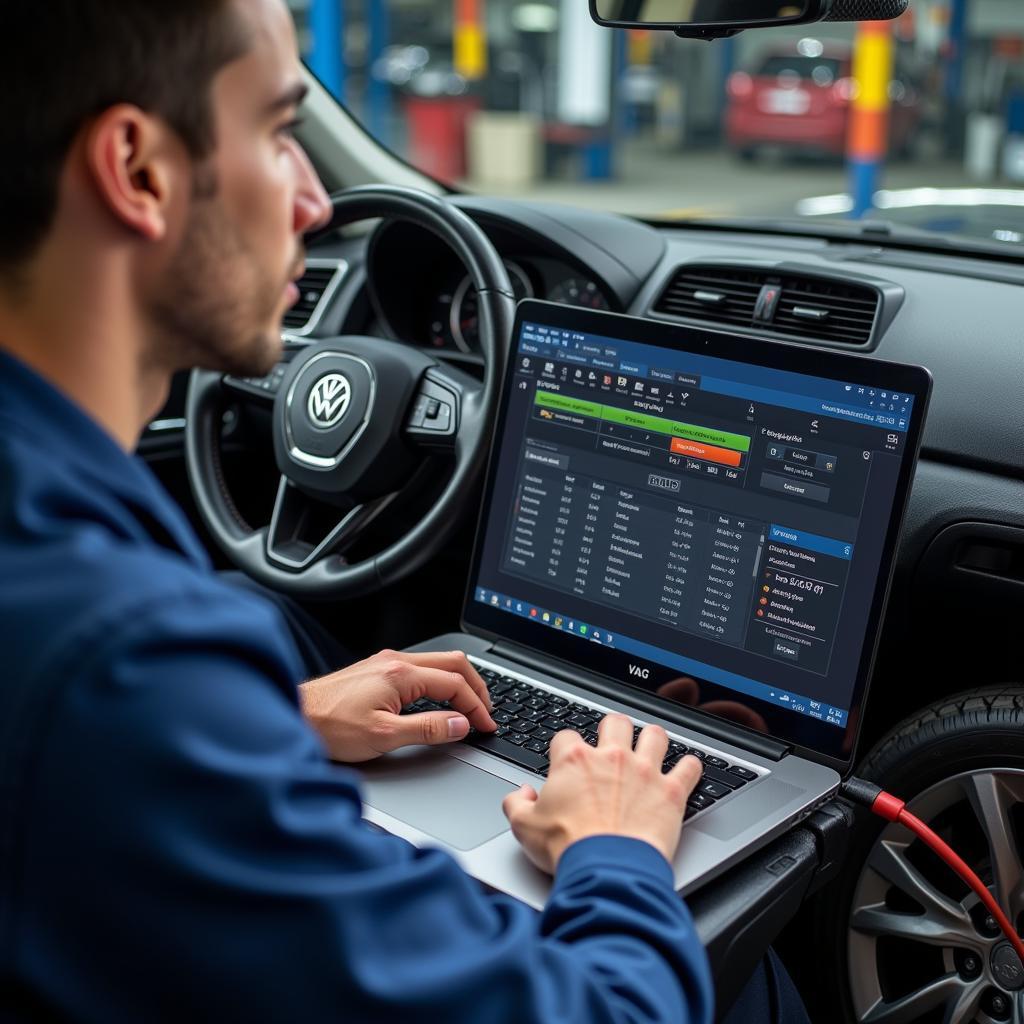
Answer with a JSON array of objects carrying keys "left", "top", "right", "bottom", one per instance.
[
  {"left": 266, "top": 477, "right": 396, "bottom": 572},
  {"left": 222, "top": 353, "right": 301, "bottom": 405}
]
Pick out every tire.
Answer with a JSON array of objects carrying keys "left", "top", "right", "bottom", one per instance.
[
  {"left": 804, "top": 685, "right": 1024, "bottom": 1024},
  {"left": 735, "top": 146, "right": 757, "bottom": 163}
]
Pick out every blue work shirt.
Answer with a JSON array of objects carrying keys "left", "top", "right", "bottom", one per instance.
[{"left": 0, "top": 351, "right": 714, "bottom": 1023}]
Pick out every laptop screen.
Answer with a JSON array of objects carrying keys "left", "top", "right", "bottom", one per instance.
[{"left": 464, "top": 300, "right": 930, "bottom": 767}]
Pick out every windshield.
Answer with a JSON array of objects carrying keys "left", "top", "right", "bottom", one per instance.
[{"left": 289, "top": 2, "right": 1024, "bottom": 246}]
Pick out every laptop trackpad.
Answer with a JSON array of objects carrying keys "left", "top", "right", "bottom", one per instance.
[{"left": 361, "top": 751, "right": 516, "bottom": 851}]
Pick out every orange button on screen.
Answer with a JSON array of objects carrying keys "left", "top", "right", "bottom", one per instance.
[{"left": 669, "top": 438, "right": 743, "bottom": 467}]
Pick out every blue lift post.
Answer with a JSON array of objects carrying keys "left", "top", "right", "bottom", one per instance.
[
  {"left": 847, "top": 19, "right": 894, "bottom": 218},
  {"left": 583, "top": 28, "right": 626, "bottom": 180},
  {"left": 308, "top": 0, "right": 346, "bottom": 103},
  {"left": 945, "top": 0, "right": 968, "bottom": 156},
  {"left": 582, "top": 136, "right": 614, "bottom": 181},
  {"left": 365, "top": 0, "right": 391, "bottom": 145},
  {"left": 946, "top": 0, "right": 968, "bottom": 110}
]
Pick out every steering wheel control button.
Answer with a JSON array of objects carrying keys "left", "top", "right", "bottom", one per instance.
[
  {"left": 408, "top": 395, "right": 430, "bottom": 429},
  {"left": 226, "top": 363, "right": 289, "bottom": 397},
  {"left": 991, "top": 943, "right": 1024, "bottom": 991},
  {"left": 426, "top": 403, "right": 452, "bottom": 431},
  {"left": 407, "top": 379, "right": 457, "bottom": 438}
]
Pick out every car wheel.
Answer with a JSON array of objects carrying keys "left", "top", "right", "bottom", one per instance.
[
  {"left": 735, "top": 146, "right": 757, "bottom": 162},
  {"left": 807, "top": 686, "right": 1024, "bottom": 1024}
]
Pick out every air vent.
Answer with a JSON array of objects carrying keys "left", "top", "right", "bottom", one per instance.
[
  {"left": 652, "top": 264, "right": 880, "bottom": 346},
  {"left": 653, "top": 266, "right": 763, "bottom": 328},
  {"left": 282, "top": 259, "right": 347, "bottom": 334},
  {"left": 771, "top": 278, "right": 878, "bottom": 345}
]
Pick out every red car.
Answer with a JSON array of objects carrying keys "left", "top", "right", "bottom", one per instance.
[{"left": 725, "top": 42, "right": 919, "bottom": 160}]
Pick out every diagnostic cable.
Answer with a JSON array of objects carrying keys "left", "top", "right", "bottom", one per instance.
[{"left": 841, "top": 778, "right": 1024, "bottom": 964}]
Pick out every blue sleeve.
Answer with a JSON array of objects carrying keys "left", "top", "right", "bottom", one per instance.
[{"left": 16, "top": 588, "right": 714, "bottom": 1024}]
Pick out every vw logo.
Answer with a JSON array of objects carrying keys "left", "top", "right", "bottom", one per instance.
[
  {"left": 307, "top": 373, "right": 351, "bottom": 429},
  {"left": 992, "top": 944, "right": 1024, "bottom": 990}
]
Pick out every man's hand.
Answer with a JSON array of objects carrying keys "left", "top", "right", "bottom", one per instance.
[
  {"left": 502, "top": 714, "right": 703, "bottom": 874},
  {"left": 299, "top": 650, "right": 496, "bottom": 763}
]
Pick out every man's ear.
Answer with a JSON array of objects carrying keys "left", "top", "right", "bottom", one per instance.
[{"left": 83, "top": 104, "right": 185, "bottom": 243}]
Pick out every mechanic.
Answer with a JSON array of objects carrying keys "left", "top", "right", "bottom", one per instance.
[{"left": 0, "top": 2, "right": 810, "bottom": 1021}]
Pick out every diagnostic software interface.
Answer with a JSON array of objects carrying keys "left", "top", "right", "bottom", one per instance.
[{"left": 472, "top": 315, "right": 918, "bottom": 732}]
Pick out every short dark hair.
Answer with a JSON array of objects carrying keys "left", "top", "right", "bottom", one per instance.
[{"left": 0, "top": 1, "right": 248, "bottom": 278}]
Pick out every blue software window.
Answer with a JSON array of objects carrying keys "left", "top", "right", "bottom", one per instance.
[{"left": 472, "top": 320, "right": 916, "bottom": 729}]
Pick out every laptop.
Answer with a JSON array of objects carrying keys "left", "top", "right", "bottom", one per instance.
[{"left": 361, "top": 299, "right": 931, "bottom": 909}]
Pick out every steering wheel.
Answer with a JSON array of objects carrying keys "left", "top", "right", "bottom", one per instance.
[{"left": 184, "top": 185, "right": 515, "bottom": 599}]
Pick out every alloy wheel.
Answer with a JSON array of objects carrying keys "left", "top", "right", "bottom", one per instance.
[{"left": 848, "top": 770, "right": 1024, "bottom": 1024}]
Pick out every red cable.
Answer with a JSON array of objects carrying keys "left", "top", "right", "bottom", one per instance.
[{"left": 869, "top": 790, "right": 1024, "bottom": 965}]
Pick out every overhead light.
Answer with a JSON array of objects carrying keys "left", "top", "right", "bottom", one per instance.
[
  {"left": 874, "top": 187, "right": 1024, "bottom": 209},
  {"left": 512, "top": 3, "right": 558, "bottom": 32},
  {"left": 795, "top": 193, "right": 855, "bottom": 216},
  {"left": 797, "top": 187, "right": 1024, "bottom": 218}
]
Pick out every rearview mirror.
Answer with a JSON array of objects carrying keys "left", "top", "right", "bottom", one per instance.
[
  {"left": 589, "top": 0, "right": 830, "bottom": 35},
  {"left": 591, "top": 0, "right": 910, "bottom": 37}
]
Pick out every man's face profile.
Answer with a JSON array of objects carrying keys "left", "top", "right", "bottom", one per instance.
[{"left": 152, "top": 0, "right": 330, "bottom": 379}]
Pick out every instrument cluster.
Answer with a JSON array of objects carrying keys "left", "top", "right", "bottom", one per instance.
[{"left": 426, "top": 257, "right": 611, "bottom": 353}]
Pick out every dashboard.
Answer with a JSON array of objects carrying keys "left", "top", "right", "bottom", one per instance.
[
  {"left": 293, "top": 194, "right": 1024, "bottom": 743},
  {"left": 425, "top": 255, "right": 609, "bottom": 353},
  {"left": 311, "top": 197, "right": 1023, "bottom": 476},
  {"left": 362, "top": 212, "right": 618, "bottom": 354}
]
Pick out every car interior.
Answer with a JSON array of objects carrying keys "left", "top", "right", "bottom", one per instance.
[{"left": 134, "top": 2, "right": 1024, "bottom": 1021}]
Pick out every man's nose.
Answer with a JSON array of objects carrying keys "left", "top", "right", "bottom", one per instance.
[{"left": 290, "top": 139, "right": 332, "bottom": 236}]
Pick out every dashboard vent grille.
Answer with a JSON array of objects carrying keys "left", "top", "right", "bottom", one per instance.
[
  {"left": 771, "top": 278, "right": 878, "bottom": 345},
  {"left": 652, "top": 264, "right": 879, "bottom": 346},
  {"left": 282, "top": 260, "right": 347, "bottom": 333},
  {"left": 653, "top": 266, "right": 762, "bottom": 328}
]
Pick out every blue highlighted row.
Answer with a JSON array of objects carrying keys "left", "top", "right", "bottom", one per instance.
[{"left": 769, "top": 525, "right": 854, "bottom": 561}]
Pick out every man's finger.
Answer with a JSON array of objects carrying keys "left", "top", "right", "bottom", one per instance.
[
  {"left": 413, "top": 667, "right": 496, "bottom": 732},
  {"left": 597, "top": 712, "right": 633, "bottom": 749},
  {"left": 385, "top": 710, "right": 471, "bottom": 749},
  {"left": 394, "top": 650, "right": 492, "bottom": 712},
  {"left": 667, "top": 754, "right": 704, "bottom": 803},
  {"left": 502, "top": 784, "right": 537, "bottom": 823},
  {"left": 548, "top": 727, "right": 585, "bottom": 764},
  {"left": 634, "top": 723, "right": 669, "bottom": 765}
]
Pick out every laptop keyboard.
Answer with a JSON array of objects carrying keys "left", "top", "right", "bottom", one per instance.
[{"left": 402, "top": 659, "right": 760, "bottom": 821}]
